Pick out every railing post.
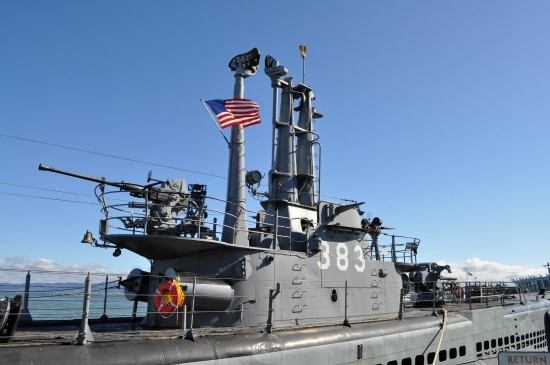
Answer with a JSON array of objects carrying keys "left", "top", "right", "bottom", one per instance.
[
  {"left": 432, "top": 288, "right": 437, "bottom": 316},
  {"left": 131, "top": 300, "right": 138, "bottom": 322},
  {"left": 265, "top": 282, "right": 280, "bottom": 333},
  {"left": 266, "top": 288, "right": 274, "bottom": 333},
  {"left": 398, "top": 288, "right": 405, "bottom": 320},
  {"left": 20, "top": 271, "right": 33, "bottom": 322},
  {"left": 183, "top": 304, "right": 187, "bottom": 332},
  {"left": 100, "top": 274, "right": 109, "bottom": 320},
  {"left": 143, "top": 191, "right": 149, "bottom": 234},
  {"left": 273, "top": 207, "right": 279, "bottom": 249},
  {"left": 73, "top": 273, "right": 94, "bottom": 345},
  {"left": 391, "top": 236, "right": 396, "bottom": 262},
  {"left": 343, "top": 280, "right": 350, "bottom": 327},
  {"left": 185, "top": 276, "right": 197, "bottom": 341}
]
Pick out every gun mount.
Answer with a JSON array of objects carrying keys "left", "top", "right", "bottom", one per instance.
[{"left": 38, "top": 164, "right": 208, "bottom": 237}]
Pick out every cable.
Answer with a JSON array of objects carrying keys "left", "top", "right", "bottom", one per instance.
[
  {"left": 0, "top": 181, "right": 91, "bottom": 197},
  {"left": 0, "top": 132, "right": 226, "bottom": 179},
  {"left": 0, "top": 132, "right": 350, "bottom": 202},
  {"left": 0, "top": 191, "right": 98, "bottom": 205},
  {"left": 0, "top": 182, "right": 134, "bottom": 206}
]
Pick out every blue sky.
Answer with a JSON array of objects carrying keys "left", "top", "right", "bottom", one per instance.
[{"left": 1, "top": 1, "right": 549, "bottom": 282}]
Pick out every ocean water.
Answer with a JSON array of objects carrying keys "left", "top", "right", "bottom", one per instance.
[{"left": 0, "top": 281, "right": 147, "bottom": 321}]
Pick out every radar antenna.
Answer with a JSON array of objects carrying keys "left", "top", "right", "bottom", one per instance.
[{"left": 228, "top": 48, "right": 260, "bottom": 77}]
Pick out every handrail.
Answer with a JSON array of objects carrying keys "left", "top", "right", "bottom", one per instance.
[
  {"left": 96, "top": 188, "right": 300, "bottom": 249},
  {"left": 401, "top": 280, "right": 528, "bottom": 313},
  {"left": 374, "top": 235, "right": 420, "bottom": 264},
  {"left": 91, "top": 183, "right": 427, "bottom": 262},
  {"left": 1, "top": 269, "right": 544, "bottom": 346}
]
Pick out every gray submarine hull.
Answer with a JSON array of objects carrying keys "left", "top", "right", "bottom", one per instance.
[{"left": 4, "top": 301, "right": 550, "bottom": 365}]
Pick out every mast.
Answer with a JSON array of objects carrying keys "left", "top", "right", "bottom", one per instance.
[
  {"left": 265, "top": 51, "right": 322, "bottom": 206},
  {"left": 271, "top": 76, "right": 298, "bottom": 202},
  {"left": 295, "top": 44, "right": 317, "bottom": 206},
  {"left": 295, "top": 83, "right": 319, "bottom": 206},
  {"left": 222, "top": 48, "right": 260, "bottom": 245}
]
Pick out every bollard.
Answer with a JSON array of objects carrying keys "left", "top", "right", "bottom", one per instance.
[{"left": 73, "top": 273, "right": 94, "bottom": 345}]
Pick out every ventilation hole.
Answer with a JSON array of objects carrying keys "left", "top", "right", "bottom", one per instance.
[{"left": 331, "top": 289, "right": 338, "bottom": 302}]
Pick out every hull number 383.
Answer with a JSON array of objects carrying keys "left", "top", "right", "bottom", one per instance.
[{"left": 317, "top": 242, "right": 366, "bottom": 272}]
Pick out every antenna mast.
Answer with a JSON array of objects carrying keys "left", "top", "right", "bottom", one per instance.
[{"left": 299, "top": 45, "right": 307, "bottom": 84}]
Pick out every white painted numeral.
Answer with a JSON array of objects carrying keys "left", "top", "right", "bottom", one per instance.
[
  {"left": 354, "top": 245, "right": 366, "bottom": 272},
  {"left": 336, "top": 242, "right": 349, "bottom": 271}
]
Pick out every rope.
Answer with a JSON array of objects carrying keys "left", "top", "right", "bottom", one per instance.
[{"left": 432, "top": 308, "right": 448, "bottom": 365}]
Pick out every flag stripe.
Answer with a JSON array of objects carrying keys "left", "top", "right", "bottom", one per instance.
[{"left": 205, "top": 98, "right": 261, "bottom": 129}]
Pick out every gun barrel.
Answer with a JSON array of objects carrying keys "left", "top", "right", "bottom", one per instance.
[{"left": 38, "top": 164, "right": 144, "bottom": 191}]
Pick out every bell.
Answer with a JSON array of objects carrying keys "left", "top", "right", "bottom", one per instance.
[{"left": 81, "top": 230, "right": 94, "bottom": 244}]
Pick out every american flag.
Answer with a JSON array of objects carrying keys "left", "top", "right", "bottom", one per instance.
[{"left": 205, "top": 98, "right": 261, "bottom": 129}]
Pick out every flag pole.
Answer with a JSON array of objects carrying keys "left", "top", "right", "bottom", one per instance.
[{"left": 200, "top": 99, "right": 230, "bottom": 146}]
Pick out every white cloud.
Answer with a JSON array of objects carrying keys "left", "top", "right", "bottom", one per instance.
[
  {"left": 438, "top": 257, "right": 547, "bottom": 282},
  {"left": 0, "top": 257, "right": 112, "bottom": 284},
  {"left": 1, "top": 256, "right": 546, "bottom": 285}
]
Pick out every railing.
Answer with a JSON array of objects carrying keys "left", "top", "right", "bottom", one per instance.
[
  {"left": 97, "top": 189, "right": 301, "bottom": 249},
  {"left": 513, "top": 275, "right": 550, "bottom": 293},
  {"left": 401, "top": 280, "right": 530, "bottom": 314},
  {"left": 2, "top": 267, "right": 541, "bottom": 346},
  {"left": 376, "top": 234, "right": 420, "bottom": 264},
  {"left": 0, "top": 269, "right": 145, "bottom": 323},
  {"left": 95, "top": 188, "right": 424, "bottom": 265}
]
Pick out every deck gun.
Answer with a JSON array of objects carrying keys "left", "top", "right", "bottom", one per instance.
[{"left": 38, "top": 164, "right": 207, "bottom": 235}]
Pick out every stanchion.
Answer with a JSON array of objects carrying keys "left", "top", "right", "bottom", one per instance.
[
  {"left": 100, "top": 274, "right": 109, "bottom": 320},
  {"left": 343, "top": 280, "right": 350, "bottom": 327},
  {"left": 20, "top": 271, "right": 33, "bottom": 322},
  {"left": 185, "top": 276, "right": 197, "bottom": 341},
  {"left": 73, "top": 273, "right": 94, "bottom": 345}
]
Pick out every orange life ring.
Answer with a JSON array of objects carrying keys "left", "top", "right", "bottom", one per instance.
[{"left": 153, "top": 279, "right": 184, "bottom": 318}]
